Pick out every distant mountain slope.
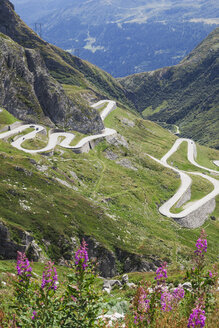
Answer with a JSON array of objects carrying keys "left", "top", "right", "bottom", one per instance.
[
  {"left": 11, "top": 0, "right": 219, "bottom": 77},
  {"left": 1, "top": 0, "right": 130, "bottom": 102},
  {"left": 0, "top": 0, "right": 131, "bottom": 130},
  {"left": 119, "top": 27, "right": 219, "bottom": 149}
]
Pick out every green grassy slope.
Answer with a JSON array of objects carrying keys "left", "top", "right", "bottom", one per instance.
[
  {"left": 0, "top": 108, "right": 219, "bottom": 270},
  {"left": 119, "top": 27, "right": 219, "bottom": 149},
  {"left": 0, "top": 108, "right": 18, "bottom": 126}
]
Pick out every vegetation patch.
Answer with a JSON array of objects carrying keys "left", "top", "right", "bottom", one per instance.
[
  {"left": 22, "top": 132, "right": 48, "bottom": 150},
  {"left": 0, "top": 109, "right": 18, "bottom": 128},
  {"left": 142, "top": 100, "right": 168, "bottom": 117},
  {"left": 196, "top": 144, "right": 219, "bottom": 171}
]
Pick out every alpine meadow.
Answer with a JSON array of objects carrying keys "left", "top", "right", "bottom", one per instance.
[{"left": 0, "top": 1, "right": 218, "bottom": 327}]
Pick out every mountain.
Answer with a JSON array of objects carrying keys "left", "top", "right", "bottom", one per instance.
[
  {"left": 119, "top": 27, "right": 219, "bottom": 149},
  {"left": 0, "top": 0, "right": 131, "bottom": 132},
  {"left": 11, "top": 0, "right": 219, "bottom": 77},
  {"left": 0, "top": 1, "right": 218, "bottom": 145},
  {"left": 0, "top": 33, "right": 106, "bottom": 133},
  {"left": 0, "top": 1, "right": 219, "bottom": 277},
  {"left": 7, "top": 0, "right": 219, "bottom": 148}
]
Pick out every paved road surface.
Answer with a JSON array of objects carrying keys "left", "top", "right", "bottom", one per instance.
[
  {"left": 0, "top": 100, "right": 116, "bottom": 154},
  {"left": 150, "top": 138, "right": 219, "bottom": 218},
  {"left": 91, "top": 100, "right": 117, "bottom": 121},
  {"left": 161, "top": 138, "right": 218, "bottom": 174}
]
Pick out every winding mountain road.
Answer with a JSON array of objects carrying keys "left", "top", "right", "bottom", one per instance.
[
  {"left": 148, "top": 138, "right": 219, "bottom": 221},
  {"left": 0, "top": 101, "right": 218, "bottom": 226},
  {"left": 161, "top": 138, "right": 218, "bottom": 174},
  {"left": 0, "top": 100, "right": 117, "bottom": 154}
]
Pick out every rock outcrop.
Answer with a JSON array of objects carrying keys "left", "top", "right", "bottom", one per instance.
[
  {"left": 85, "top": 236, "right": 161, "bottom": 278},
  {"left": 0, "top": 0, "right": 106, "bottom": 133},
  {"left": 0, "top": 219, "right": 162, "bottom": 278},
  {"left": 174, "top": 198, "right": 216, "bottom": 229},
  {"left": 0, "top": 33, "right": 104, "bottom": 133},
  {"left": 0, "top": 220, "right": 44, "bottom": 261}
]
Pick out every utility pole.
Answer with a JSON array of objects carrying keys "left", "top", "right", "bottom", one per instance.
[
  {"left": 34, "top": 23, "right": 42, "bottom": 38},
  {"left": 74, "top": 48, "right": 80, "bottom": 57}
]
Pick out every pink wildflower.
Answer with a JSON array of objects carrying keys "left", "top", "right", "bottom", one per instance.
[
  {"left": 155, "top": 262, "right": 168, "bottom": 285},
  {"left": 134, "top": 286, "right": 150, "bottom": 325},
  {"left": 16, "top": 252, "right": 32, "bottom": 281},
  {"left": 31, "top": 310, "right": 37, "bottom": 320},
  {"left": 160, "top": 286, "right": 185, "bottom": 312},
  {"left": 75, "top": 239, "right": 89, "bottom": 270},
  {"left": 161, "top": 290, "right": 173, "bottom": 312},
  {"left": 41, "top": 261, "right": 58, "bottom": 290},
  {"left": 194, "top": 230, "right": 207, "bottom": 256},
  {"left": 188, "top": 306, "right": 206, "bottom": 328},
  {"left": 173, "top": 286, "right": 185, "bottom": 300}
]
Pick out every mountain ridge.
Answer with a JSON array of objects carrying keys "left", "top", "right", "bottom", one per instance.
[{"left": 119, "top": 27, "right": 219, "bottom": 148}]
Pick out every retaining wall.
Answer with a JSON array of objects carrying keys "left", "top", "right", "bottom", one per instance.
[
  {"left": 173, "top": 198, "right": 216, "bottom": 228},
  {"left": 72, "top": 132, "right": 117, "bottom": 154}
]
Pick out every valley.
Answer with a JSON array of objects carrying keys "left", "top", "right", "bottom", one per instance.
[
  {"left": 0, "top": 0, "right": 218, "bottom": 280},
  {"left": 11, "top": 0, "right": 219, "bottom": 77},
  {"left": 0, "top": 2, "right": 218, "bottom": 327}
]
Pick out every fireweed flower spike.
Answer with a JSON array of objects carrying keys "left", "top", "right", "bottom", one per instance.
[
  {"left": 75, "top": 239, "right": 89, "bottom": 270},
  {"left": 194, "top": 230, "right": 207, "bottom": 256},
  {"left": 134, "top": 286, "right": 150, "bottom": 325},
  {"left": 188, "top": 306, "right": 206, "bottom": 328},
  {"left": 41, "top": 261, "right": 58, "bottom": 290},
  {"left": 160, "top": 289, "right": 173, "bottom": 312},
  {"left": 173, "top": 286, "right": 185, "bottom": 300},
  {"left": 155, "top": 262, "right": 168, "bottom": 285},
  {"left": 16, "top": 252, "right": 32, "bottom": 280}
]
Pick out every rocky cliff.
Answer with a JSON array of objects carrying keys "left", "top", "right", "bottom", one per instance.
[{"left": 0, "top": 33, "right": 104, "bottom": 132}]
